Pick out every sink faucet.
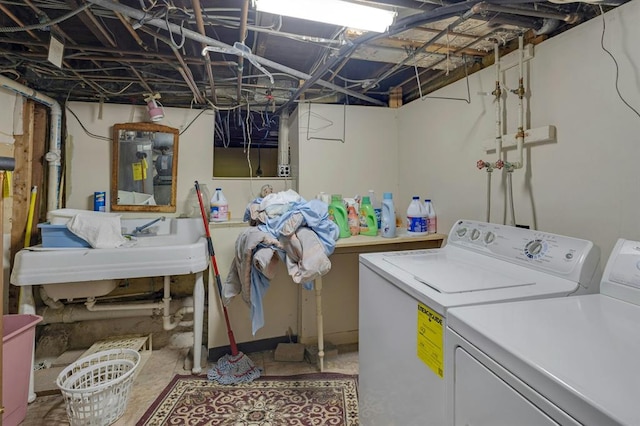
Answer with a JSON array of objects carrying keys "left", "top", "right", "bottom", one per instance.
[{"left": 132, "top": 216, "right": 166, "bottom": 235}]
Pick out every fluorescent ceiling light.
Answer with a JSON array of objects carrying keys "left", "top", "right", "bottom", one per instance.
[{"left": 255, "top": 0, "right": 396, "bottom": 33}]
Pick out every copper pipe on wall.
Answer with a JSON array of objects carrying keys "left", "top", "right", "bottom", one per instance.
[{"left": 192, "top": 0, "right": 218, "bottom": 104}]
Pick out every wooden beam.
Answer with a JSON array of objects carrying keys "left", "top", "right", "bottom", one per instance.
[
  {"left": 389, "top": 86, "right": 403, "bottom": 108},
  {"left": 65, "top": 0, "right": 117, "bottom": 47},
  {"left": 8, "top": 100, "right": 34, "bottom": 314},
  {"left": 11, "top": 100, "right": 34, "bottom": 259}
]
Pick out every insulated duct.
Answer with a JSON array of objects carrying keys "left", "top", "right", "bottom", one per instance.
[{"left": 278, "top": 110, "right": 290, "bottom": 177}]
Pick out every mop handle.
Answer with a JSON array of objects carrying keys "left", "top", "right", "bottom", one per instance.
[
  {"left": 195, "top": 182, "right": 219, "bottom": 274},
  {"left": 195, "top": 181, "right": 239, "bottom": 356}
]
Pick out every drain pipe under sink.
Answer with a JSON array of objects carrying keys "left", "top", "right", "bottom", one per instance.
[{"left": 82, "top": 276, "right": 194, "bottom": 330}]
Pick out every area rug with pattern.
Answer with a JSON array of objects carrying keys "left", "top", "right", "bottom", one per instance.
[{"left": 136, "top": 373, "right": 359, "bottom": 425}]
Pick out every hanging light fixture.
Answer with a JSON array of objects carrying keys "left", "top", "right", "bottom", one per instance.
[
  {"left": 255, "top": 0, "right": 396, "bottom": 33},
  {"left": 144, "top": 93, "right": 164, "bottom": 122}
]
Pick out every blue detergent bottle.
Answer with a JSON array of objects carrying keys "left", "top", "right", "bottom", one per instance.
[{"left": 381, "top": 192, "right": 396, "bottom": 238}]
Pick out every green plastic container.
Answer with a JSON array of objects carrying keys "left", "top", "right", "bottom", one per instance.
[
  {"left": 328, "top": 194, "right": 350, "bottom": 238},
  {"left": 359, "top": 196, "right": 378, "bottom": 236}
]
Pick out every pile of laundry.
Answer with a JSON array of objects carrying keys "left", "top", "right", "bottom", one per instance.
[{"left": 223, "top": 189, "right": 339, "bottom": 334}]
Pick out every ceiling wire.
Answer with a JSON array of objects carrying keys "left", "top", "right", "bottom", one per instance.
[
  {"left": 598, "top": 5, "right": 640, "bottom": 119},
  {"left": 0, "top": 3, "right": 90, "bottom": 32}
]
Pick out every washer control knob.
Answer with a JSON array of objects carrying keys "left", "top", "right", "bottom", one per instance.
[
  {"left": 484, "top": 231, "right": 496, "bottom": 244},
  {"left": 526, "top": 240, "right": 543, "bottom": 256},
  {"left": 470, "top": 229, "right": 481, "bottom": 241},
  {"left": 456, "top": 227, "right": 468, "bottom": 238}
]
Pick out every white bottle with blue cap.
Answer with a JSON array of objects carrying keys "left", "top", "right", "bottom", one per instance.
[
  {"left": 406, "top": 196, "right": 427, "bottom": 236},
  {"left": 381, "top": 192, "right": 396, "bottom": 238}
]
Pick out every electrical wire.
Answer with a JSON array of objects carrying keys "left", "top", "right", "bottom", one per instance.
[
  {"left": 599, "top": 5, "right": 640, "bottom": 119},
  {"left": 0, "top": 3, "right": 90, "bottom": 32},
  {"left": 65, "top": 106, "right": 111, "bottom": 141}
]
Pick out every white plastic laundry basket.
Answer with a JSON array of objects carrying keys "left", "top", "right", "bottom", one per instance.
[{"left": 56, "top": 349, "right": 140, "bottom": 426}]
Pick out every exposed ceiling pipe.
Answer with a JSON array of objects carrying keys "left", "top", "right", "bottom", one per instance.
[
  {"left": 473, "top": 2, "right": 581, "bottom": 23},
  {"left": 393, "top": 0, "right": 550, "bottom": 33},
  {"left": 364, "top": 4, "right": 481, "bottom": 92},
  {"left": 192, "top": 0, "right": 219, "bottom": 105},
  {"left": 86, "top": 0, "right": 385, "bottom": 106},
  {"left": 0, "top": 75, "right": 62, "bottom": 212},
  {"left": 403, "top": 29, "right": 504, "bottom": 99},
  {"left": 1, "top": 39, "right": 233, "bottom": 65},
  {"left": 24, "top": 0, "right": 112, "bottom": 75},
  {"left": 236, "top": 0, "right": 250, "bottom": 104},
  {"left": 274, "top": 0, "right": 486, "bottom": 113}
]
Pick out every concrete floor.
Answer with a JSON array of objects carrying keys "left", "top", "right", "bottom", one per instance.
[{"left": 20, "top": 342, "right": 359, "bottom": 425}]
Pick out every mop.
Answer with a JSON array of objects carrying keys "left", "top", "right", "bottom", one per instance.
[{"left": 194, "top": 181, "right": 260, "bottom": 385}]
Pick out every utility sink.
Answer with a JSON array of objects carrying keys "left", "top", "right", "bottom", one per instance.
[
  {"left": 10, "top": 217, "right": 208, "bottom": 288},
  {"left": 10, "top": 216, "right": 210, "bottom": 376}
]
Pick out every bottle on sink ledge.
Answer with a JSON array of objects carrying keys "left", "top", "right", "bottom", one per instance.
[{"left": 210, "top": 187, "right": 229, "bottom": 222}]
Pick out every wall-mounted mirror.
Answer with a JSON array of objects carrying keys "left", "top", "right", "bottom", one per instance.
[{"left": 112, "top": 123, "right": 179, "bottom": 212}]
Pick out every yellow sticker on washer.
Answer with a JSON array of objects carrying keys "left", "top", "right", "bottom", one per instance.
[{"left": 417, "top": 303, "right": 444, "bottom": 378}]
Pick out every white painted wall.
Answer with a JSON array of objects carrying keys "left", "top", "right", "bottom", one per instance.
[
  {"left": 294, "top": 102, "right": 399, "bottom": 200},
  {"left": 65, "top": 102, "right": 295, "bottom": 217},
  {"left": 398, "top": 0, "right": 640, "bottom": 274}
]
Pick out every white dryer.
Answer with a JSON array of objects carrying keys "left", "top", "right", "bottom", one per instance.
[
  {"left": 446, "top": 238, "right": 640, "bottom": 425},
  {"left": 358, "top": 220, "right": 600, "bottom": 426}
]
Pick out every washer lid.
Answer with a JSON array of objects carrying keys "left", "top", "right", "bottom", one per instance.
[{"left": 383, "top": 251, "right": 535, "bottom": 293}]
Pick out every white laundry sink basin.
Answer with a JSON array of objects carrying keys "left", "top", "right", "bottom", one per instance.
[{"left": 10, "top": 217, "right": 209, "bottom": 290}]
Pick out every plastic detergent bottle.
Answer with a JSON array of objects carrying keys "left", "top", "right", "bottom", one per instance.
[
  {"left": 359, "top": 196, "right": 378, "bottom": 236},
  {"left": 328, "top": 194, "right": 350, "bottom": 238},
  {"left": 187, "top": 184, "right": 210, "bottom": 221},
  {"left": 347, "top": 202, "right": 360, "bottom": 236},
  {"left": 407, "top": 196, "right": 427, "bottom": 235},
  {"left": 210, "top": 187, "right": 229, "bottom": 222},
  {"left": 368, "top": 190, "right": 382, "bottom": 230},
  {"left": 424, "top": 199, "right": 437, "bottom": 234},
  {"left": 380, "top": 192, "right": 396, "bottom": 238}
]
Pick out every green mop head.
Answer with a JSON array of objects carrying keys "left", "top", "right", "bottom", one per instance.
[{"left": 207, "top": 352, "right": 261, "bottom": 384}]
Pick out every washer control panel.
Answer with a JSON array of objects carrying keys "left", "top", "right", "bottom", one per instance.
[{"left": 448, "top": 220, "right": 599, "bottom": 282}]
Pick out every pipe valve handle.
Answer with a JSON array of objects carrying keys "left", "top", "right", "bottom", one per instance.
[
  {"left": 495, "top": 159, "right": 504, "bottom": 169},
  {"left": 476, "top": 160, "right": 487, "bottom": 170}
]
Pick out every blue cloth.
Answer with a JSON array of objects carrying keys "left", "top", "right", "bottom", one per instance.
[
  {"left": 244, "top": 197, "right": 339, "bottom": 335},
  {"left": 243, "top": 198, "right": 263, "bottom": 222},
  {"left": 258, "top": 199, "right": 339, "bottom": 256},
  {"left": 249, "top": 243, "right": 279, "bottom": 335}
]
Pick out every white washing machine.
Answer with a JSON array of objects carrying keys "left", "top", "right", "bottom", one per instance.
[
  {"left": 358, "top": 220, "right": 600, "bottom": 426},
  {"left": 446, "top": 238, "right": 640, "bottom": 426}
]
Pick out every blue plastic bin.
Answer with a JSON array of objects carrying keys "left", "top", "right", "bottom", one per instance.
[{"left": 38, "top": 223, "right": 90, "bottom": 248}]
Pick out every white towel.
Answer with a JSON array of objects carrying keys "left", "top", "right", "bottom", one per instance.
[{"left": 67, "top": 212, "right": 127, "bottom": 249}]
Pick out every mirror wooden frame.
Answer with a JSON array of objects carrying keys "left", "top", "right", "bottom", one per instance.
[{"left": 112, "top": 122, "right": 179, "bottom": 213}]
